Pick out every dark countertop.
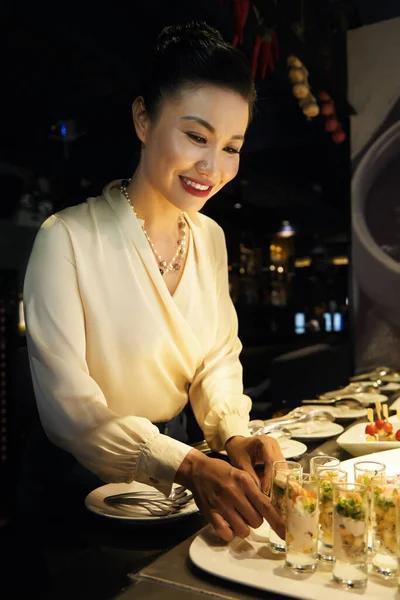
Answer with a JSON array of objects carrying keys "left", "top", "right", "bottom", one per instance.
[{"left": 3, "top": 398, "right": 394, "bottom": 600}]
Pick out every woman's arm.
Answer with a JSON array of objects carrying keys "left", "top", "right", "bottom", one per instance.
[
  {"left": 24, "top": 215, "right": 191, "bottom": 495},
  {"left": 188, "top": 224, "right": 252, "bottom": 451}
]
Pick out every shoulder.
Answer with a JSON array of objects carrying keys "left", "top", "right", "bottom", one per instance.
[{"left": 189, "top": 212, "right": 227, "bottom": 251}]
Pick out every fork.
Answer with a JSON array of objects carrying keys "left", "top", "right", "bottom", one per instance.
[
  {"left": 104, "top": 485, "right": 187, "bottom": 503},
  {"left": 104, "top": 493, "right": 194, "bottom": 516}
]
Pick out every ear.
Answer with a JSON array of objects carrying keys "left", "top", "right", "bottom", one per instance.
[{"left": 132, "top": 96, "right": 149, "bottom": 144}]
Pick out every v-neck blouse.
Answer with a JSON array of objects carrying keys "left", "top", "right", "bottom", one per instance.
[{"left": 23, "top": 180, "right": 251, "bottom": 495}]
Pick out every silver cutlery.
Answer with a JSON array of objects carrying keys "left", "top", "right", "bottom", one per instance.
[
  {"left": 257, "top": 410, "right": 335, "bottom": 436},
  {"left": 303, "top": 397, "right": 366, "bottom": 408},
  {"left": 104, "top": 485, "right": 188, "bottom": 504}
]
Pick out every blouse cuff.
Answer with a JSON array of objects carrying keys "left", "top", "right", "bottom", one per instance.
[
  {"left": 218, "top": 414, "right": 251, "bottom": 448},
  {"left": 135, "top": 434, "right": 193, "bottom": 496}
]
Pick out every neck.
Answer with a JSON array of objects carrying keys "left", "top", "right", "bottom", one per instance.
[{"left": 126, "top": 165, "right": 181, "bottom": 241}]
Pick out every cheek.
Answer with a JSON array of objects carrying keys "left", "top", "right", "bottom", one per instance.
[{"left": 223, "top": 158, "right": 240, "bottom": 183}]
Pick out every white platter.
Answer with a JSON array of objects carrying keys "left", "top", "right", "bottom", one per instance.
[
  {"left": 85, "top": 481, "right": 198, "bottom": 523},
  {"left": 300, "top": 403, "right": 367, "bottom": 421},
  {"left": 389, "top": 396, "right": 400, "bottom": 411},
  {"left": 190, "top": 524, "right": 399, "bottom": 600},
  {"left": 216, "top": 437, "right": 307, "bottom": 461},
  {"left": 339, "top": 447, "right": 400, "bottom": 481},
  {"left": 310, "top": 393, "right": 387, "bottom": 407},
  {"left": 284, "top": 421, "right": 343, "bottom": 441},
  {"left": 336, "top": 415, "right": 400, "bottom": 457}
]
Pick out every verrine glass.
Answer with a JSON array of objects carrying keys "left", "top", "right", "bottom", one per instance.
[
  {"left": 371, "top": 475, "right": 400, "bottom": 578},
  {"left": 310, "top": 455, "right": 340, "bottom": 476},
  {"left": 285, "top": 473, "right": 319, "bottom": 573},
  {"left": 269, "top": 460, "right": 303, "bottom": 553},
  {"left": 317, "top": 468, "right": 348, "bottom": 562},
  {"left": 332, "top": 482, "right": 369, "bottom": 589}
]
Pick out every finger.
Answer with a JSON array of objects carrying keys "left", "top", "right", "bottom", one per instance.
[
  {"left": 222, "top": 508, "right": 251, "bottom": 539},
  {"left": 235, "top": 499, "right": 263, "bottom": 530},
  {"left": 250, "top": 490, "right": 286, "bottom": 540},
  {"left": 261, "top": 438, "right": 284, "bottom": 493},
  {"left": 207, "top": 510, "right": 234, "bottom": 542},
  {"left": 236, "top": 456, "right": 260, "bottom": 489}
]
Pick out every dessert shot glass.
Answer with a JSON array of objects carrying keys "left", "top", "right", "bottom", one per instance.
[
  {"left": 310, "top": 455, "right": 340, "bottom": 476},
  {"left": 332, "top": 482, "right": 369, "bottom": 589},
  {"left": 354, "top": 460, "right": 386, "bottom": 551},
  {"left": 371, "top": 475, "right": 400, "bottom": 578},
  {"left": 317, "top": 468, "right": 348, "bottom": 562},
  {"left": 285, "top": 473, "right": 319, "bottom": 573},
  {"left": 269, "top": 460, "right": 303, "bottom": 553}
]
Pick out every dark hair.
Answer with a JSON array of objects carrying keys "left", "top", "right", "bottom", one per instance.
[{"left": 142, "top": 20, "right": 256, "bottom": 121}]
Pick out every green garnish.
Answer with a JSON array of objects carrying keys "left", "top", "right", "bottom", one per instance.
[
  {"left": 303, "top": 497, "right": 317, "bottom": 514},
  {"left": 273, "top": 481, "right": 285, "bottom": 496},
  {"left": 320, "top": 480, "right": 333, "bottom": 503},
  {"left": 373, "top": 489, "right": 396, "bottom": 510},
  {"left": 335, "top": 497, "right": 365, "bottom": 520}
]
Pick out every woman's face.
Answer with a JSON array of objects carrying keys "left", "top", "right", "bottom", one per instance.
[{"left": 138, "top": 85, "right": 249, "bottom": 212}]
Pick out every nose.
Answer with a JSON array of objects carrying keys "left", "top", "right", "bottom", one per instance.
[{"left": 196, "top": 148, "right": 221, "bottom": 182}]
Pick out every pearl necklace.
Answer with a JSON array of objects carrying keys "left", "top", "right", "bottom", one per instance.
[{"left": 120, "top": 179, "right": 187, "bottom": 276}]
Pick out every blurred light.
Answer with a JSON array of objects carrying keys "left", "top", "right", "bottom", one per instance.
[
  {"left": 270, "top": 244, "right": 276, "bottom": 251},
  {"left": 61, "top": 123, "right": 67, "bottom": 137},
  {"left": 239, "top": 267, "right": 245, "bottom": 274},
  {"left": 295, "top": 257, "right": 311, "bottom": 268},
  {"left": 345, "top": 297, "right": 349, "bottom": 306},
  {"left": 333, "top": 313, "right": 343, "bottom": 332},
  {"left": 323, "top": 313, "right": 332, "bottom": 332},
  {"left": 277, "top": 266, "right": 284, "bottom": 273},
  {"left": 276, "top": 220, "right": 295, "bottom": 238},
  {"left": 234, "top": 203, "right": 242, "bottom": 209},
  {"left": 51, "top": 125, "right": 56, "bottom": 131},
  {"left": 332, "top": 256, "right": 349, "bottom": 265},
  {"left": 269, "top": 265, "right": 276, "bottom": 271},
  {"left": 18, "top": 299, "right": 25, "bottom": 334},
  {"left": 295, "top": 313, "right": 306, "bottom": 335},
  {"left": 228, "top": 265, "right": 232, "bottom": 271}
]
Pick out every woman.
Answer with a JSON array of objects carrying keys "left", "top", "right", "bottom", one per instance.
[{"left": 23, "top": 21, "right": 285, "bottom": 542}]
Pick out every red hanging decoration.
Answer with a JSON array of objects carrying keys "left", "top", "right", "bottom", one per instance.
[
  {"left": 319, "top": 91, "right": 346, "bottom": 144},
  {"left": 232, "top": 0, "right": 250, "bottom": 47}
]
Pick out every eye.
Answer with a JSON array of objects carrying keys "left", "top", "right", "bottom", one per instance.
[
  {"left": 186, "top": 132, "right": 207, "bottom": 144},
  {"left": 224, "top": 147, "right": 240, "bottom": 155}
]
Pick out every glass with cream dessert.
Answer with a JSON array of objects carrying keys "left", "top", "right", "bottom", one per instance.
[
  {"left": 310, "top": 455, "right": 340, "bottom": 476},
  {"left": 354, "top": 460, "right": 386, "bottom": 551},
  {"left": 316, "top": 468, "right": 348, "bottom": 562},
  {"left": 285, "top": 473, "right": 319, "bottom": 573},
  {"left": 371, "top": 475, "right": 400, "bottom": 578},
  {"left": 269, "top": 460, "right": 303, "bottom": 553},
  {"left": 332, "top": 482, "right": 369, "bottom": 588}
]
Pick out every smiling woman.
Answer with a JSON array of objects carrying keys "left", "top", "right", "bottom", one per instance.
[{"left": 20, "top": 20, "right": 285, "bottom": 544}]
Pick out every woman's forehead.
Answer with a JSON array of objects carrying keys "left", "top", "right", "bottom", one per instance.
[{"left": 160, "top": 85, "right": 249, "bottom": 133}]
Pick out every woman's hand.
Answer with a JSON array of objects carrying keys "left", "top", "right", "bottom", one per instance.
[
  {"left": 225, "top": 435, "right": 285, "bottom": 493},
  {"left": 175, "top": 449, "right": 285, "bottom": 543}
]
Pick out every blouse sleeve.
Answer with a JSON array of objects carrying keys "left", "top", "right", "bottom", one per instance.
[
  {"left": 23, "top": 215, "right": 191, "bottom": 496},
  {"left": 188, "top": 225, "right": 252, "bottom": 451}
]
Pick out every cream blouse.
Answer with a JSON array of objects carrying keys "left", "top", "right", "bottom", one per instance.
[{"left": 24, "top": 180, "right": 251, "bottom": 495}]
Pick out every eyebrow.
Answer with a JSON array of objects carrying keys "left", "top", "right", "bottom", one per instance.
[{"left": 180, "top": 116, "right": 244, "bottom": 140}]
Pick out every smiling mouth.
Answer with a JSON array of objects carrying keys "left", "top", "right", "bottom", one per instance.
[{"left": 180, "top": 176, "right": 213, "bottom": 191}]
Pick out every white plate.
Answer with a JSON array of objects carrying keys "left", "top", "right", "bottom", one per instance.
[
  {"left": 216, "top": 438, "right": 308, "bottom": 461},
  {"left": 268, "top": 436, "right": 307, "bottom": 459},
  {"left": 381, "top": 374, "right": 400, "bottom": 383},
  {"left": 339, "top": 448, "right": 400, "bottom": 481},
  {"left": 389, "top": 396, "right": 400, "bottom": 411},
  {"left": 314, "top": 393, "right": 388, "bottom": 406},
  {"left": 284, "top": 421, "right": 343, "bottom": 441},
  {"left": 379, "top": 382, "right": 400, "bottom": 392},
  {"left": 85, "top": 481, "right": 199, "bottom": 523},
  {"left": 190, "top": 524, "right": 398, "bottom": 600},
  {"left": 336, "top": 415, "right": 400, "bottom": 457},
  {"left": 300, "top": 403, "right": 367, "bottom": 421}
]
